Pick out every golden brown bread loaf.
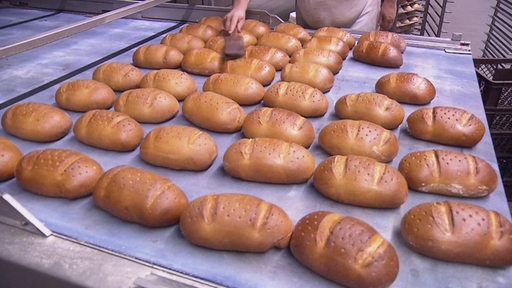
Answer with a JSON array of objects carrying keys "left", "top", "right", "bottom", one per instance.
[
  {"left": 281, "top": 62, "right": 334, "bottom": 92},
  {"left": 318, "top": 119, "right": 399, "bottom": 162},
  {"left": 334, "top": 92, "right": 404, "bottom": 129},
  {"left": 313, "top": 155, "right": 408, "bottom": 208},
  {"left": 406, "top": 106, "right": 486, "bottom": 147},
  {"left": 358, "top": 31, "right": 407, "bottom": 52},
  {"left": 114, "top": 88, "right": 179, "bottom": 123},
  {"left": 242, "top": 107, "right": 316, "bottom": 147},
  {"left": 291, "top": 48, "right": 343, "bottom": 74},
  {"left": 182, "top": 91, "right": 246, "bottom": 133},
  {"left": 179, "top": 22, "right": 219, "bottom": 42},
  {"left": 93, "top": 165, "right": 188, "bottom": 227},
  {"left": 274, "top": 22, "right": 311, "bottom": 45},
  {"left": 303, "top": 36, "right": 350, "bottom": 59},
  {"left": 139, "top": 69, "right": 197, "bottom": 101},
  {"left": 73, "top": 109, "right": 144, "bottom": 151},
  {"left": 204, "top": 35, "right": 226, "bottom": 54},
  {"left": 180, "top": 193, "right": 293, "bottom": 252},
  {"left": 218, "top": 30, "right": 258, "bottom": 47},
  {"left": 202, "top": 73, "right": 265, "bottom": 105},
  {"left": 290, "top": 211, "right": 399, "bottom": 288},
  {"left": 55, "top": 79, "right": 116, "bottom": 111},
  {"left": 263, "top": 81, "right": 329, "bottom": 117},
  {"left": 241, "top": 19, "right": 271, "bottom": 39},
  {"left": 160, "top": 32, "right": 205, "bottom": 54},
  {"left": 375, "top": 72, "right": 436, "bottom": 105},
  {"left": 398, "top": 149, "right": 498, "bottom": 197},
  {"left": 198, "top": 15, "right": 224, "bottom": 31},
  {"left": 353, "top": 40, "right": 403, "bottom": 68},
  {"left": 312, "top": 26, "right": 356, "bottom": 48},
  {"left": 0, "top": 136, "right": 23, "bottom": 181},
  {"left": 244, "top": 45, "right": 290, "bottom": 70},
  {"left": 139, "top": 124, "right": 218, "bottom": 171},
  {"left": 181, "top": 48, "right": 224, "bottom": 76},
  {"left": 222, "top": 57, "right": 276, "bottom": 86},
  {"left": 15, "top": 148, "right": 103, "bottom": 199},
  {"left": 223, "top": 137, "right": 315, "bottom": 184},
  {"left": 401, "top": 200, "right": 512, "bottom": 267},
  {"left": 132, "top": 43, "right": 183, "bottom": 69},
  {"left": 1, "top": 102, "right": 72, "bottom": 142},
  {"left": 257, "top": 32, "right": 302, "bottom": 56},
  {"left": 92, "top": 62, "right": 144, "bottom": 91}
]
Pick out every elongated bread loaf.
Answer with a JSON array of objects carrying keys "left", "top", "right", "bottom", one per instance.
[
  {"left": 92, "top": 62, "right": 144, "bottom": 91},
  {"left": 313, "top": 155, "right": 408, "bottom": 208},
  {"left": 202, "top": 73, "right": 265, "bottom": 105},
  {"left": 281, "top": 62, "right": 334, "bottom": 92},
  {"left": 55, "top": 79, "right": 116, "bottom": 111},
  {"left": 274, "top": 22, "right": 311, "bottom": 45},
  {"left": 160, "top": 32, "right": 205, "bottom": 54},
  {"left": 257, "top": 31, "right": 302, "bottom": 56},
  {"left": 222, "top": 57, "right": 276, "bottom": 86},
  {"left": 334, "top": 92, "right": 404, "bottom": 129},
  {"left": 244, "top": 45, "right": 290, "bottom": 70},
  {"left": 132, "top": 43, "right": 183, "bottom": 69},
  {"left": 73, "top": 109, "right": 144, "bottom": 151},
  {"left": 198, "top": 15, "right": 224, "bottom": 31},
  {"left": 180, "top": 22, "right": 219, "bottom": 42},
  {"left": 15, "top": 148, "right": 103, "bottom": 199},
  {"left": 0, "top": 136, "right": 23, "bottom": 181},
  {"left": 93, "top": 165, "right": 188, "bottom": 227},
  {"left": 375, "top": 72, "right": 436, "bottom": 104},
  {"left": 1, "top": 102, "right": 72, "bottom": 142},
  {"left": 318, "top": 119, "right": 399, "bottom": 162},
  {"left": 181, "top": 48, "right": 224, "bottom": 76},
  {"left": 312, "top": 26, "right": 356, "bottom": 48},
  {"left": 140, "top": 124, "right": 218, "bottom": 171},
  {"left": 352, "top": 41, "right": 403, "bottom": 68},
  {"left": 290, "top": 211, "right": 399, "bottom": 288},
  {"left": 139, "top": 69, "right": 197, "bottom": 101},
  {"left": 291, "top": 48, "right": 343, "bottom": 74},
  {"left": 303, "top": 36, "right": 350, "bottom": 59},
  {"left": 398, "top": 149, "right": 498, "bottom": 197},
  {"left": 180, "top": 193, "right": 293, "bottom": 252},
  {"left": 401, "top": 200, "right": 512, "bottom": 267},
  {"left": 223, "top": 137, "right": 315, "bottom": 184},
  {"left": 241, "top": 19, "right": 271, "bottom": 39},
  {"left": 406, "top": 106, "right": 486, "bottom": 147},
  {"left": 359, "top": 31, "right": 407, "bottom": 52},
  {"left": 263, "top": 81, "right": 329, "bottom": 117},
  {"left": 114, "top": 88, "right": 179, "bottom": 123}
]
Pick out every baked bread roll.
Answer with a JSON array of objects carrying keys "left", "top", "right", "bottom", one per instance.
[
  {"left": 398, "top": 149, "right": 498, "bottom": 197},
  {"left": 114, "top": 88, "right": 179, "bottom": 123},
  {"left": 359, "top": 31, "right": 407, "bottom": 52},
  {"left": 406, "top": 106, "right": 486, "bottom": 147},
  {"left": 222, "top": 57, "right": 276, "bottom": 86},
  {"left": 182, "top": 91, "right": 246, "bottom": 132},
  {"left": 303, "top": 36, "right": 350, "bottom": 59},
  {"left": 281, "top": 62, "right": 334, "bottom": 92},
  {"left": 375, "top": 72, "right": 436, "bottom": 104},
  {"left": 15, "top": 148, "right": 103, "bottom": 199},
  {"left": 132, "top": 43, "right": 183, "bottom": 69},
  {"left": 274, "top": 22, "right": 311, "bottom": 45},
  {"left": 93, "top": 165, "right": 188, "bottom": 227},
  {"left": 160, "top": 32, "right": 205, "bottom": 54},
  {"left": 179, "top": 22, "right": 219, "bottom": 42},
  {"left": 180, "top": 193, "right": 293, "bottom": 252},
  {"left": 218, "top": 30, "right": 258, "bottom": 47},
  {"left": 1, "top": 102, "right": 72, "bottom": 142},
  {"left": 0, "top": 136, "right": 23, "bottom": 181},
  {"left": 263, "top": 81, "right": 329, "bottom": 117},
  {"left": 241, "top": 19, "right": 271, "bottom": 39},
  {"left": 181, "top": 48, "right": 224, "bottom": 76},
  {"left": 257, "top": 32, "right": 302, "bottom": 56},
  {"left": 223, "top": 137, "right": 315, "bottom": 184},
  {"left": 73, "top": 109, "right": 144, "bottom": 151},
  {"left": 313, "top": 155, "right": 408, "bottom": 208},
  {"left": 92, "top": 62, "right": 144, "bottom": 91},
  {"left": 139, "top": 69, "right": 197, "bottom": 101},
  {"left": 55, "top": 79, "right": 116, "bottom": 111},
  {"left": 401, "top": 200, "right": 512, "bottom": 267},
  {"left": 242, "top": 107, "right": 316, "bottom": 147},
  {"left": 353, "top": 40, "right": 403, "bottom": 68},
  {"left": 291, "top": 47, "right": 343, "bottom": 74},
  {"left": 198, "top": 15, "right": 224, "bottom": 31},
  {"left": 244, "top": 45, "right": 290, "bottom": 70},
  {"left": 334, "top": 92, "right": 404, "bottom": 129},
  {"left": 318, "top": 119, "right": 399, "bottom": 162},
  {"left": 139, "top": 124, "right": 218, "bottom": 171},
  {"left": 290, "top": 211, "right": 399, "bottom": 288},
  {"left": 202, "top": 73, "right": 265, "bottom": 105},
  {"left": 312, "top": 26, "right": 356, "bottom": 49}
]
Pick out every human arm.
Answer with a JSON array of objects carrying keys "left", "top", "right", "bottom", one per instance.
[
  {"left": 224, "top": 0, "right": 250, "bottom": 34},
  {"left": 379, "top": 0, "right": 397, "bottom": 31}
]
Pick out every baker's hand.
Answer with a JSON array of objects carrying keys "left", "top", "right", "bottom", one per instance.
[
  {"left": 379, "top": 0, "right": 397, "bottom": 31},
  {"left": 224, "top": 9, "right": 245, "bottom": 34}
]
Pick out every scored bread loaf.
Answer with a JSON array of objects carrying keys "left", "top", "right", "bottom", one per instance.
[
  {"left": 319, "top": 119, "right": 399, "bottom": 162},
  {"left": 180, "top": 193, "right": 293, "bottom": 252},
  {"left": 406, "top": 106, "right": 486, "bottom": 147},
  {"left": 401, "top": 200, "right": 512, "bottom": 267},
  {"left": 281, "top": 62, "right": 334, "bottom": 92},
  {"left": 313, "top": 155, "right": 408, "bottom": 208},
  {"left": 244, "top": 45, "right": 290, "bottom": 70},
  {"left": 303, "top": 36, "right": 350, "bottom": 59},
  {"left": 242, "top": 107, "right": 316, "bottom": 147},
  {"left": 290, "top": 211, "right": 399, "bottom": 288},
  {"left": 181, "top": 48, "right": 224, "bottom": 76},
  {"left": 263, "top": 81, "right": 329, "bottom": 117},
  {"left": 139, "top": 69, "right": 197, "bottom": 101},
  {"left": 114, "top": 88, "right": 179, "bottom": 123},
  {"left": 1, "top": 102, "right": 72, "bottom": 142},
  {"left": 352, "top": 41, "right": 403, "bottom": 68},
  {"left": 0, "top": 136, "right": 23, "bottom": 181},
  {"left": 73, "top": 109, "right": 144, "bottom": 151},
  {"left": 274, "top": 22, "right": 311, "bottom": 45},
  {"left": 222, "top": 57, "right": 276, "bottom": 86},
  {"left": 359, "top": 31, "right": 407, "bottom": 52},
  {"left": 398, "top": 149, "right": 498, "bottom": 197},
  {"left": 139, "top": 124, "right": 218, "bottom": 171},
  {"left": 241, "top": 19, "right": 271, "bottom": 39},
  {"left": 202, "top": 73, "right": 265, "bottom": 105},
  {"left": 55, "top": 79, "right": 116, "bottom": 111},
  {"left": 132, "top": 43, "right": 183, "bottom": 69},
  {"left": 375, "top": 72, "right": 436, "bottom": 105},
  {"left": 92, "top": 62, "right": 144, "bottom": 91},
  {"left": 257, "top": 31, "right": 302, "bottom": 56},
  {"left": 223, "top": 137, "right": 315, "bottom": 184},
  {"left": 93, "top": 165, "right": 188, "bottom": 227},
  {"left": 334, "top": 92, "right": 404, "bottom": 129},
  {"left": 15, "top": 148, "right": 104, "bottom": 199},
  {"left": 160, "top": 32, "right": 205, "bottom": 54},
  {"left": 312, "top": 26, "right": 356, "bottom": 48},
  {"left": 291, "top": 48, "right": 343, "bottom": 74},
  {"left": 198, "top": 15, "right": 224, "bottom": 31},
  {"left": 179, "top": 22, "right": 219, "bottom": 42}
]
